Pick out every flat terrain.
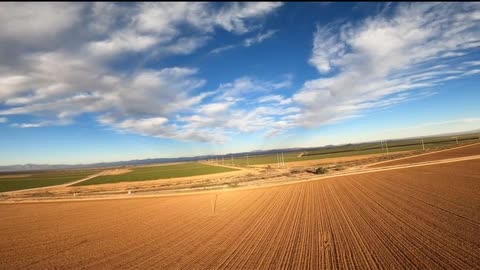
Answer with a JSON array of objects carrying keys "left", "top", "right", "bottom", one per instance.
[
  {"left": 74, "top": 163, "right": 238, "bottom": 186},
  {"left": 216, "top": 134, "right": 480, "bottom": 166},
  {"left": 369, "top": 142, "right": 480, "bottom": 167},
  {"left": 0, "top": 169, "right": 102, "bottom": 193},
  {"left": 215, "top": 145, "right": 421, "bottom": 166},
  {"left": 1, "top": 159, "right": 479, "bottom": 269}
]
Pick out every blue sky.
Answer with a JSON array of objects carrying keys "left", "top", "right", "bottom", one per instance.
[{"left": 0, "top": 2, "right": 479, "bottom": 165}]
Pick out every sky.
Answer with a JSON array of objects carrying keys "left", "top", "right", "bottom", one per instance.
[{"left": 0, "top": 2, "right": 479, "bottom": 165}]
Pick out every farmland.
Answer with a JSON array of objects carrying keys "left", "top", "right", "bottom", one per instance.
[
  {"left": 370, "top": 142, "right": 480, "bottom": 167},
  {"left": 0, "top": 169, "right": 101, "bottom": 193},
  {"left": 212, "top": 133, "right": 480, "bottom": 166},
  {"left": 74, "top": 163, "right": 238, "bottom": 186},
  {"left": 1, "top": 158, "right": 479, "bottom": 269}
]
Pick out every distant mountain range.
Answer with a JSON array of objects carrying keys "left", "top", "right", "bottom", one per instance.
[
  {"left": 1, "top": 129, "right": 479, "bottom": 172},
  {"left": 0, "top": 148, "right": 309, "bottom": 172}
]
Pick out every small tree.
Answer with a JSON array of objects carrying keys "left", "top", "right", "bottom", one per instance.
[{"left": 315, "top": 167, "right": 328, "bottom": 174}]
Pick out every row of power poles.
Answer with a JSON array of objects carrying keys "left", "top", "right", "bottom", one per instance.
[
  {"left": 380, "top": 136, "right": 465, "bottom": 155},
  {"left": 209, "top": 154, "right": 250, "bottom": 167}
]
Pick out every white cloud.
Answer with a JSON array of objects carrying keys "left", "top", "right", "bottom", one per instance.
[
  {"left": 0, "top": 3, "right": 283, "bottom": 142},
  {"left": 86, "top": 2, "right": 283, "bottom": 59},
  {"left": 174, "top": 76, "right": 299, "bottom": 141},
  {"left": 214, "top": 2, "right": 283, "bottom": 33},
  {"left": 258, "top": 95, "right": 292, "bottom": 105},
  {"left": 210, "top": 44, "right": 238, "bottom": 54},
  {"left": 0, "top": 117, "right": 7, "bottom": 123},
  {"left": 82, "top": 75, "right": 296, "bottom": 143},
  {"left": 465, "top": 61, "right": 480, "bottom": 67},
  {"left": 198, "top": 102, "right": 232, "bottom": 115},
  {"left": 243, "top": 29, "right": 279, "bottom": 47},
  {"left": 296, "top": 2, "right": 480, "bottom": 127},
  {"left": 215, "top": 75, "right": 292, "bottom": 100},
  {"left": 210, "top": 28, "right": 278, "bottom": 54},
  {"left": 87, "top": 31, "right": 159, "bottom": 57},
  {"left": 309, "top": 23, "right": 347, "bottom": 73}
]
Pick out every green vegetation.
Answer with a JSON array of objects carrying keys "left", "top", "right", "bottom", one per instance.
[
  {"left": 75, "top": 163, "right": 237, "bottom": 186},
  {"left": 210, "top": 133, "right": 480, "bottom": 166},
  {"left": 0, "top": 169, "right": 101, "bottom": 192},
  {"left": 1, "top": 133, "right": 478, "bottom": 191}
]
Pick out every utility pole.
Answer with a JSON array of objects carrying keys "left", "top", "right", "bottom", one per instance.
[
  {"left": 421, "top": 138, "right": 425, "bottom": 151},
  {"left": 276, "top": 153, "right": 280, "bottom": 168},
  {"left": 246, "top": 154, "right": 249, "bottom": 166},
  {"left": 231, "top": 155, "right": 234, "bottom": 165},
  {"left": 455, "top": 136, "right": 459, "bottom": 144},
  {"left": 380, "top": 140, "right": 384, "bottom": 155},
  {"left": 282, "top": 152, "right": 285, "bottom": 167},
  {"left": 385, "top": 140, "right": 389, "bottom": 155}
]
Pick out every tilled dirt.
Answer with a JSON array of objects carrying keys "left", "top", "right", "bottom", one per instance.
[{"left": 0, "top": 159, "right": 479, "bottom": 269}]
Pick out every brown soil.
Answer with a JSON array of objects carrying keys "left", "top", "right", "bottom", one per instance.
[{"left": 0, "top": 159, "right": 479, "bottom": 269}]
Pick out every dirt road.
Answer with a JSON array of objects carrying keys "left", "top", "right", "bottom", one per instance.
[{"left": 0, "top": 171, "right": 106, "bottom": 195}]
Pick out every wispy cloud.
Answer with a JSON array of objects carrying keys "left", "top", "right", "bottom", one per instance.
[
  {"left": 295, "top": 2, "right": 480, "bottom": 127},
  {"left": 243, "top": 29, "right": 279, "bottom": 47},
  {"left": 95, "top": 75, "right": 295, "bottom": 143},
  {"left": 210, "top": 29, "right": 279, "bottom": 54},
  {"left": 0, "top": 117, "right": 7, "bottom": 123},
  {"left": 210, "top": 44, "right": 238, "bottom": 54}
]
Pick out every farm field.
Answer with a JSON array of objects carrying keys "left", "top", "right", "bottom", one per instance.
[
  {"left": 215, "top": 134, "right": 480, "bottom": 166},
  {"left": 370, "top": 142, "right": 480, "bottom": 167},
  {"left": 74, "top": 163, "right": 238, "bottom": 186},
  {"left": 0, "top": 169, "right": 102, "bottom": 193},
  {"left": 1, "top": 159, "right": 479, "bottom": 269},
  {"left": 211, "top": 146, "right": 412, "bottom": 167}
]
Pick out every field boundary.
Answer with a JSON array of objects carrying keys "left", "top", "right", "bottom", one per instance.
[
  {"left": 365, "top": 142, "right": 480, "bottom": 168},
  {"left": 2, "top": 153, "right": 479, "bottom": 204}
]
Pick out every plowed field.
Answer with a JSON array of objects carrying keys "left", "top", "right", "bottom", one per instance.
[
  {"left": 369, "top": 142, "right": 480, "bottom": 168},
  {"left": 1, "top": 159, "right": 479, "bottom": 269}
]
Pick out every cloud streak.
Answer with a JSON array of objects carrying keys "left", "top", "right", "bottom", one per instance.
[
  {"left": 295, "top": 2, "right": 480, "bottom": 127},
  {"left": 210, "top": 29, "right": 279, "bottom": 54}
]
